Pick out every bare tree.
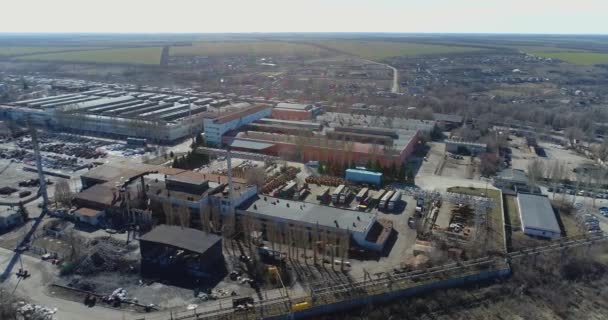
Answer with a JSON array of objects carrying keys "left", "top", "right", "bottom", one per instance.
[
  {"left": 0, "top": 289, "right": 19, "bottom": 319},
  {"left": 162, "top": 201, "right": 174, "bottom": 225},
  {"left": 548, "top": 161, "right": 566, "bottom": 200},
  {"left": 596, "top": 138, "right": 608, "bottom": 163},
  {"left": 565, "top": 127, "right": 584, "bottom": 147},
  {"left": 53, "top": 179, "right": 73, "bottom": 208},
  {"left": 245, "top": 167, "right": 267, "bottom": 189},
  {"left": 177, "top": 204, "right": 190, "bottom": 228},
  {"left": 527, "top": 159, "right": 545, "bottom": 187}
]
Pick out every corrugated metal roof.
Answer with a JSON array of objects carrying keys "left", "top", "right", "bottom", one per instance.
[
  {"left": 229, "top": 139, "right": 275, "bottom": 150},
  {"left": 213, "top": 105, "right": 270, "bottom": 124},
  {"left": 140, "top": 225, "right": 221, "bottom": 255},
  {"left": 517, "top": 193, "right": 560, "bottom": 233},
  {"left": 239, "top": 196, "right": 374, "bottom": 233},
  {"left": 275, "top": 103, "right": 311, "bottom": 111}
]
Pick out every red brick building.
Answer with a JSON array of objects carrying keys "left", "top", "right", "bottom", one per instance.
[{"left": 225, "top": 128, "right": 421, "bottom": 167}]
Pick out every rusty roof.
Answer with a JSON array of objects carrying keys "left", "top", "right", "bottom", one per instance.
[{"left": 213, "top": 105, "right": 270, "bottom": 124}]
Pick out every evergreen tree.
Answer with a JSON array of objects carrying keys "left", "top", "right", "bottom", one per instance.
[
  {"left": 349, "top": 161, "right": 356, "bottom": 169},
  {"left": 389, "top": 162, "right": 397, "bottom": 178},
  {"left": 18, "top": 202, "right": 29, "bottom": 221},
  {"left": 373, "top": 159, "right": 382, "bottom": 172},
  {"left": 397, "top": 165, "right": 406, "bottom": 181}
]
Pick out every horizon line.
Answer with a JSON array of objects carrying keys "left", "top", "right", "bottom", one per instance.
[{"left": 0, "top": 31, "right": 607, "bottom": 36}]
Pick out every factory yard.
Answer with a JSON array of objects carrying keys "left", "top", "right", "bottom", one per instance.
[{"left": 1, "top": 32, "right": 608, "bottom": 320}]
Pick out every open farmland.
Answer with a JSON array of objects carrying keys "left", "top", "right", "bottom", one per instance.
[
  {"left": 171, "top": 41, "right": 323, "bottom": 57},
  {"left": 310, "top": 40, "right": 484, "bottom": 60},
  {"left": 529, "top": 51, "right": 608, "bottom": 65},
  {"left": 17, "top": 47, "right": 163, "bottom": 65},
  {"left": 0, "top": 46, "right": 102, "bottom": 56}
]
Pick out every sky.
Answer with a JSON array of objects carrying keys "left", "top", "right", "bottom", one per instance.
[{"left": 1, "top": 0, "right": 607, "bottom": 34}]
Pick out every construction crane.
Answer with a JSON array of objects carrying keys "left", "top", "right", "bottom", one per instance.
[{"left": 28, "top": 123, "right": 49, "bottom": 213}]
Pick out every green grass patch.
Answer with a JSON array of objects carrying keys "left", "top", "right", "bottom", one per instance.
[
  {"left": 17, "top": 47, "right": 163, "bottom": 65},
  {"left": 530, "top": 51, "right": 608, "bottom": 65},
  {"left": 171, "top": 41, "right": 322, "bottom": 57},
  {"left": 513, "top": 46, "right": 585, "bottom": 53},
  {"left": 0, "top": 46, "right": 102, "bottom": 56},
  {"left": 313, "top": 40, "right": 483, "bottom": 60}
]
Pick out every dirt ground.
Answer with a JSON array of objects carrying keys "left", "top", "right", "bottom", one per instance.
[
  {"left": 416, "top": 142, "right": 477, "bottom": 181},
  {"left": 352, "top": 194, "right": 417, "bottom": 276},
  {"left": 418, "top": 142, "right": 444, "bottom": 177},
  {"left": 508, "top": 135, "right": 593, "bottom": 181},
  {"left": 440, "top": 155, "right": 475, "bottom": 180}
]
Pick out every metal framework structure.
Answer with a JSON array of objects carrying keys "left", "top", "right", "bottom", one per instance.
[{"left": 146, "top": 232, "right": 607, "bottom": 320}]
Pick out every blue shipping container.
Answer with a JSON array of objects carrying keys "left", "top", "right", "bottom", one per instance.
[{"left": 345, "top": 169, "right": 382, "bottom": 185}]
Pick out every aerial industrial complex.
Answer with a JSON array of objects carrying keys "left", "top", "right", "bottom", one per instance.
[
  {"left": 1, "top": 46, "right": 607, "bottom": 320},
  {"left": 0, "top": 89, "right": 257, "bottom": 143}
]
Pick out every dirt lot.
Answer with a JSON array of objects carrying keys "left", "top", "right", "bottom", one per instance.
[
  {"left": 417, "top": 142, "right": 444, "bottom": 176},
  {"left": 508, "top": 135, "right": 593, "bottom": 181},
  {"left": 439, "top": 155, "right": 475, "bottom": 180},
  {"left": 352, "top": 194, "right": 417, "bottom": 276}
]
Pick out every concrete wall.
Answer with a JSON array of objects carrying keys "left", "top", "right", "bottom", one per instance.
[
  {"left": 523, "top": 226, "right": 560, "bottom": 239},
  {"left": 230, "top": 137, "right": 413, "bottom": 167},
  {"left": 272, "top": 267, "right": 512, "bottom": 320},
  {"left": 272, "top": 109, "right": 312, "bottom": 121}
]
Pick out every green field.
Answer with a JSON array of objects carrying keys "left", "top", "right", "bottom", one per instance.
[
  {"left": 171, "top": 41, "right": 322, "bottom": 57},
  {"left": 0, "top": 46, "right": 101, "bottom": 56},
  {"left": 529, "top": 51, "right": 608, "bottom": 65},
  {"left": 17, "top": 47, "right": 162, "bottom": 65},
  {"left": 312, "top": 40, "right": 484, "bottom": 60}
]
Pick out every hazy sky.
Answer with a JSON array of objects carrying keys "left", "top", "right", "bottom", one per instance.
[{"left": 2, "top": 0, "right": 607, "bottom": 34}]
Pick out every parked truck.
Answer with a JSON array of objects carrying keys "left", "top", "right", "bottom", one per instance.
[
  {"left": 332, "top": 185, "right": 346, "bottom": 204},
  {"left": 317, "top": 187, "right": 330, "bottom": 203},
  {"left": 371, "top": 189, "right": 387, "bottom": 208},
  {"left": 339, "top": 187, "right": 351, "bottom": 204},
  {"left": 379, "top": 190, "right": 395, "bottom": 210},
  {"left": 388, "top": 191, "right": 402, "bottom": 211},
  {"left": 356, "top": 188, "right": 369, "bottom": 202}
]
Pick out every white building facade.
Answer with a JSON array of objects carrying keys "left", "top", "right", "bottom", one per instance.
[{"left": 203, "top": 106, "right": 272, "bottom": 146}]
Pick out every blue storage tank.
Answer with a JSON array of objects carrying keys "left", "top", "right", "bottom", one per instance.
[{"left": 345, "top": 169, "right": 382, "bottom": 186}]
